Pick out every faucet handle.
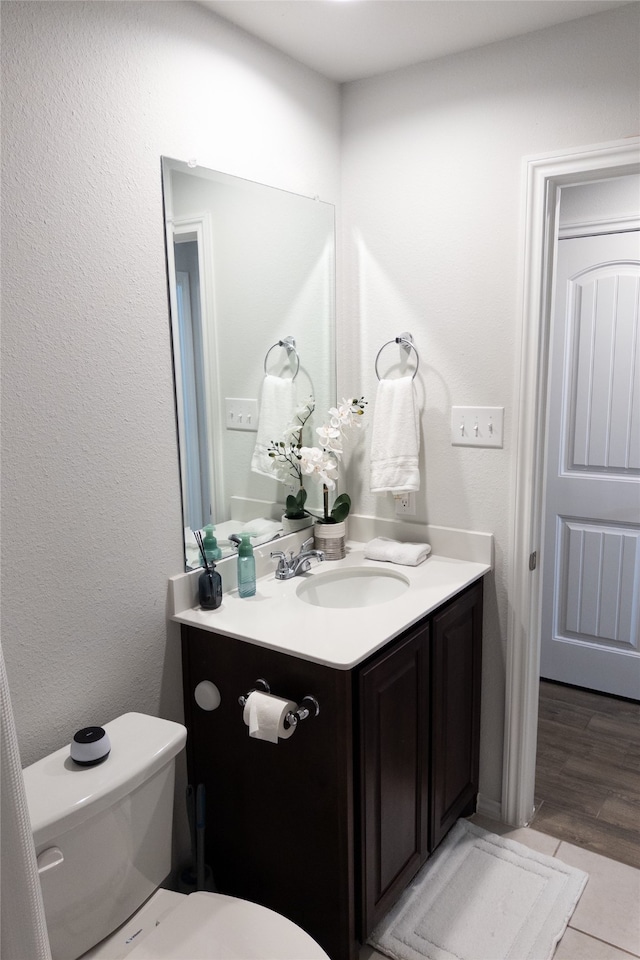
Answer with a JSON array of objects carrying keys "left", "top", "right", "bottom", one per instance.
[{"left": 300, "top": 537, "right": 314, "bottom": 552}]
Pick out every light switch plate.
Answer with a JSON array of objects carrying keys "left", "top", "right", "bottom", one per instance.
[
  {"left": 451, "top": 406, "right": 504, "bottom": 447},
  {"left": 225, "top": 398, "right": 259, "bottom": 432}
]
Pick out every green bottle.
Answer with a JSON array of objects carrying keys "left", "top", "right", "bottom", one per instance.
[
  {"left": 202, "top": 524, "right": 222, "bottom": 564},
  {"left": 237, "top": 532, "right": 256, "bottom": 598}
]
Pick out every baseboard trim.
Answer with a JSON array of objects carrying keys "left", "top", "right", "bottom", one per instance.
[{"left": 476, "top": 794, "right": 502, "bottom": 822}]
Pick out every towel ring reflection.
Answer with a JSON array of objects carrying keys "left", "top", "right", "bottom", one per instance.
[
  {"left": 263, "top": 336, "right": 300, "bottom": 381},
  {"left": 375, "top": 333, "right": 419, "bottom": 381}
]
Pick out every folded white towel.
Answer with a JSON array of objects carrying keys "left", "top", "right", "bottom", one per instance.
[
  {"left": 251, "top": 375, "right": 296, "bottom": 478},
  {"left": 370, "top": 377, "right": 420, "bottom": 493},
  {"left": 241, "top": 517, "right": 283, "bottom": 546},
  {"left": 184, "top": 526, "right": 198, "bottom": 547},
  {"left": 364, "top": 537, "right": 431, "bottom": 566}
]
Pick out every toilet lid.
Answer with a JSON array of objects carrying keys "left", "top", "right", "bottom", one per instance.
[{"left": 126, "top": 892, "right": 330, "bottom": 960}]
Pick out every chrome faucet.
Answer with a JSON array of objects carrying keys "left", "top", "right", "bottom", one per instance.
[{"left": 271, "top": 537, "right": 325, "bottom": 580}]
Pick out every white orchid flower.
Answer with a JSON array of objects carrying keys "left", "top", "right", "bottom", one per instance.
[
  {"left": 316, "top": 424, "right": 342, "bottom": 450},
  {"left": 282, "top": 424, "right": 302, "bottom": 442},
  {"left": 294, "top": 398, "right": 315, "bottom": 418},
  {"left": 327, "top": 399, "right": 364, "bottom": 433},
  {"left": 299, "top": 446, "right": 338, "bottom": 489}
]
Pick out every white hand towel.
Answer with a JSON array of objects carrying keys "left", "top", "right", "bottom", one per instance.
[
  {"left": 251, "top": 374, "right": 296, "bottom": 478},
  {"left": 370, "top": 376, "right": 420, "bottom": 493},
  {"left": 364, "top": 537, "right": 431, "bottom": 566},
  {"left": 241, "top": 517, "right": 283, "bottom": 546}
]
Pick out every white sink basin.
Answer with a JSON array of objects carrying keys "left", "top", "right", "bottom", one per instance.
[{"left": 296, "top": 567, "right": 410, "bottom": 609}]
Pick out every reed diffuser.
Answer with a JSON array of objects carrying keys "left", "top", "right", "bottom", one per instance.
[{"left": 194, "top": 530, "right": 222, "bottom": 610}]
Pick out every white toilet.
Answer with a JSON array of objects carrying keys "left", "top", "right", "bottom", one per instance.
[{"left": 23, "top": 712, "right": 330, "bottom": 960}]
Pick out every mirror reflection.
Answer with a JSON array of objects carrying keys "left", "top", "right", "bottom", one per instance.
[{"left": 162, "top": 159, "right": 336, "bottom": 569}]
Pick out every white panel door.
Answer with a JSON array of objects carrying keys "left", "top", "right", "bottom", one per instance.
[{"left": 540, "top": 231, "right": 640, "bottom": 699}]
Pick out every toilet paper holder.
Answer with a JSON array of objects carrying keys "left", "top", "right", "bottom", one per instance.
[{"left": 238, "top": 679, "right": 320, "bottom": 728}]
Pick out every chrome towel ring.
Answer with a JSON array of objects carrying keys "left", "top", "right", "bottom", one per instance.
[
  {"left": 375, "top": 332, "right": 419, "bottom": 381},
  {"left": 263, "top": 336, "right": 300, "bottom": 381}
]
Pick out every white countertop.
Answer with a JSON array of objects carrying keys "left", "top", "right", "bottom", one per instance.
[{"left": 172, "top": 543, "right": 491, "bottom": 670}]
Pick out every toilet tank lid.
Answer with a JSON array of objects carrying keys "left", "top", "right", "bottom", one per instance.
[{"left": 24, "top": 712, "right": 187, "bottom": 848}]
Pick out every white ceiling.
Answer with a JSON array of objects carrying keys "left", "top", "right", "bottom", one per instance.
[{"left": 198, "top": 0, "right": 633, "bottom": 83}]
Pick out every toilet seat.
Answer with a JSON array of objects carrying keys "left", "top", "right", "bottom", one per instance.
[{"left": 84, "top": 889, "right": 330, "bottom": 960}]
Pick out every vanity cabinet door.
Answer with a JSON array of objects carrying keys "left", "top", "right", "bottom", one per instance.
[
  {"left": 358, "top": 624, "right": 430, "bottom": 936},
  {"left": 429, "top": 580, "right": 483, "bottom": 851}
]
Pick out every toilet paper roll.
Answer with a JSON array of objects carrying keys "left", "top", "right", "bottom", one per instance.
[{"left": 242, "top": 691, "right": 297, "bottom": 743}]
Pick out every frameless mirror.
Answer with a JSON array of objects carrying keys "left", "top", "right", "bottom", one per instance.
[{"left": 162, "top": 158, "right": 336, "bottom": 569}]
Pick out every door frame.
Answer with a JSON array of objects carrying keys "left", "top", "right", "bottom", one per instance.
[
  {"left": 502, "top": 136, "right": 640, "bottom": 827},
  {"left": 165, "top": 211, "right": 225, "bottom": 530}
]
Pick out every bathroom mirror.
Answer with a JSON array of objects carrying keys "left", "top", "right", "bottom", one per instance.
[{"left": 162, "top": 158, "right": 336, "bottom": 568}]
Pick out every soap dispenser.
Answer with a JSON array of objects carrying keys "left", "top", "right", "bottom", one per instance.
[
  {"left": 237, "top": 532, "right": 256, "bottom": 598},
  {"left": 202, "top": 524, "right": 222, "bottom": 564}
]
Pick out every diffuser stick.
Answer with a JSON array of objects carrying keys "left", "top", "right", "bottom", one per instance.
[{"left": 194, "top": 531, "right": 210, "bottom": 571}]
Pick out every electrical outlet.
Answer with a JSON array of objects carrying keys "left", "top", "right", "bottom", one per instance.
[
  {"left": 394, "top": 492, "right": 416, "bottom": 516},
  {"left": 225, "top": 398, "right": 259, "bottom": 432},
  {"left": 451, "top": 406, "right": 504, "bottom": 448}
]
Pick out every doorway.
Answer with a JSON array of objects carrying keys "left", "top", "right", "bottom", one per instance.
[
  {"left": 174, "top": 239, "right": 210, "bottom": 532},
  {"left": 502, "top": 137, "right": 640, "bottom": 829},
  {"left": 164, "top": 212, "right": 225, "bottom": 534},
  {"left": 540, "top": 209, "right": 639, "bottom": 698},
  {"left": 531, "top": 180, "right": 640, "bottom": 866}
]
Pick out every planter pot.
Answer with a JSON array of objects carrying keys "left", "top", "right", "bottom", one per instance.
[
  {"left": 313, "top": 520, "right": 346, "bottom": 560},
  {"left": 281, "top": 514, "right": 314, "bottom": 534}
]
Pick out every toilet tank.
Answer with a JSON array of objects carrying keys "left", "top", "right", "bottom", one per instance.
[{"left": 23, "top": 713, "right": 187, "bottom": 960}]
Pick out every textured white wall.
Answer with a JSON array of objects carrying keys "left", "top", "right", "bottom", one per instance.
[
  {"left": 1, "top": 1, "right": 340, "bottom": 767},
  {"left": 339, "top": 4, "right": 640, "bottom": 806}
]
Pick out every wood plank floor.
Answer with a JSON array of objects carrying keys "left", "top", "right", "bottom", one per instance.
[{"left": 532, "top": 680, "right": 640, "bottom": 869}]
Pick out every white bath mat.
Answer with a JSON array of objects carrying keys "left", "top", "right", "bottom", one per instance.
[{"left": 368, "top": 819, "right": 588, "bottom": 960}]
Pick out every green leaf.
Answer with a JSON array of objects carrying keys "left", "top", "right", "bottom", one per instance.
[
  {"left": 285, "top": 496, "right": 304, "bottom": 519},
  {"left": 331, "top": 492, "right": 351, "bottom": 523},
  {"left": 285, "top": 487, "right": 308, "bottom": 519}
]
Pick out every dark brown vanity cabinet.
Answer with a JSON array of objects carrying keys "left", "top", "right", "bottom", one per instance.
[
  {"left": 357, "top": 580, "right": 483, "bottom": 935},
  {"left": 181, "top": 579, "right": 483, "bottom": 960}
]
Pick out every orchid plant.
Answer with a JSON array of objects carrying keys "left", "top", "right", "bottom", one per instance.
[
  {"left": 267, "top": 399, "right": 316, "bottom": 520},
  {"left": 268, "top": 396, "right": 366, "bottom": 524}
]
